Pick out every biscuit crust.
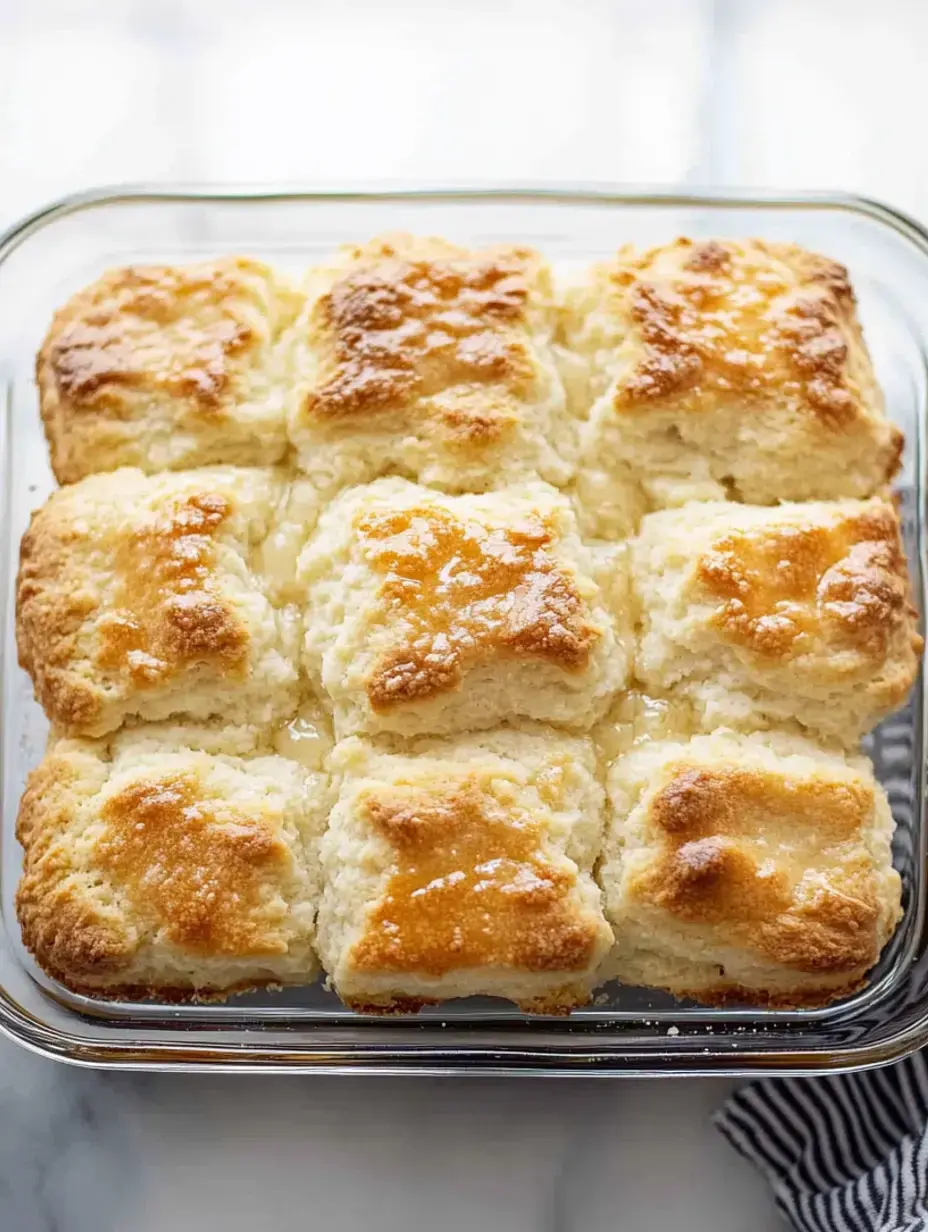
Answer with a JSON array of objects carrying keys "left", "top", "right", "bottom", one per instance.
[
  {"left": 566, "top": 238, "right": 903, "bottom": 516},
  {"left": 38, "top": 258, "right": 304, "bottom": 482},
  {"left": 611, "top": 240, "right": 868, "bottom": 424},
  {"left": 16, "top": 467, "right": 299, "bottom": 736},
  {"left": 599, "top": 731, "right": 901, "bottom": 1006},
  {"left": 633, "top": 498, "right": 921, "bottom": 743},
  {"left": 299, "top": 477, "right": 630, "bottom": 738},
  {"left": 306, "top": 239, "right": 535, "bottom": 426},
  {"left": 316, "top": 730, "right": 613, "bottom": 1013},
  {"left": 288, "top": 234, "right": 574, "bottom": 492},
  {"left": 16, "top": 727, "right": 327, "bottom": 998},
  {"left": 358, "top": 502, "right": 598, "bottom": 712}
]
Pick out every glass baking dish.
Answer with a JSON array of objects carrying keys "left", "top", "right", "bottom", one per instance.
[{"left": 1, "top": 185, "right": 926, "bottom": 1075}]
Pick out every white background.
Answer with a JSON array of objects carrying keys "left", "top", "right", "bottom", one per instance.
[{"left": 2, "top": 1, "right": 925, "bottom": 1227}]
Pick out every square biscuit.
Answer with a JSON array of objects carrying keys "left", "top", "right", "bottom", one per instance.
[
  {"left": 286, "top": 234, "right": 574, "bottom": 494},
  {"left": 16, "top": 466, "right": 301, "bottom": 737},
  {"left": 16, "top": 723, "right": 329, "bottom": 999},
  {"left": 564, "top": 238, "right": 903, "bottom": 527},
  {"left": 299, "top": 477, "right": 632, "bottom": 738},
  {"left": 632, "top": 498, "right": 921, "bottom": 743},
  {"left": 599, "top": 730, "right": 901, "bottom": 1007},
  {"left": 38, "top": 258, "right": 304, "bottom": 482},
  {"left": 316, "top": 729, "right": 613, "bottom": 1013}
]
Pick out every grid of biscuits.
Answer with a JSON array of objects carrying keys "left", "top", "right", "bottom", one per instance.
[{"left": 14, "top": 233, "right": 921, "bottom": 1014}]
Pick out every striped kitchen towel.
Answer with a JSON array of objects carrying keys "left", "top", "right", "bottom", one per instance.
[{"left": 716, "top": 1054, "right": 928, "bottom": 1230}]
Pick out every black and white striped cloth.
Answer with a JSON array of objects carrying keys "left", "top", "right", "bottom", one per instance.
[
  {"left": 716, "top": 1053, "right": 928, "bottom": 1230},
  {"left": 713, "top": 633, "right": 928, "bottom": 1232}
]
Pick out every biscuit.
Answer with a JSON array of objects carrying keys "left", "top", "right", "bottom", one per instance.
[
  {"left": 16, "top": 467, "right": 300, "bottom": 736},
  {"left": 564, "top": 238, "right": 903, "bottom": 524},
  {"left": 287, "top": 234, "right": 574, "bottom": 494},
  {"left": 16, "top": 724, "right": 328, "bottom": 999},
  {"left": 299, "top": 477, "right": 631, "bottom": 738},
  {"left": 38, "top": 258, "right": 304, "bottom": 482},
  {"left": 316, "top": 729, "right": 613, "bottom": 1013},
  {"left": 632, "top": 498, "right": 921, "bottom": 743},
  {"left": 598, "top": 730, "right": 901, "bottom": 1007}
]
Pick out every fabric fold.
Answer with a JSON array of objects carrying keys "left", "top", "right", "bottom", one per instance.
[{"left": 716, "top": 1054, "right": 928, "bottom": 1231}]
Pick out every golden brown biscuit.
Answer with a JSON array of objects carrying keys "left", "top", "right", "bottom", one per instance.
[
  {"left": 632, "top": 498, "right": 921, "bottom": 743},
  {"left": 565, "top": 238, "right": 902, "bottom": 528},
  {"left": 16, "top": 467, "right": 300, "bottom": 736},
  {"left": 38, "top": 258, "right": 304, "bottom": 482},
  {"left": 599, "top": 730, "right": 901, "bottom": 1007},
  {"left": 287, "top": 234, "right": 574, "bottom": 493},
  {"left": 316, "top": 729, "right": 613, "bottom": 1013},
  {"left": 16, "top": 724, "right": 328, "bottom": 999},
  {"left": 299, "top": 477, "right": 631, "bottom": 738}
]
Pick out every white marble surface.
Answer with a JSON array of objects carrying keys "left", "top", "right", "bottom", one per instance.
[
  {"left": 0, "top": 1033, "right": 782, "bottom": 1232},
  {"left": 2, "top": 1, "right": 926, "bottom": 1227}
]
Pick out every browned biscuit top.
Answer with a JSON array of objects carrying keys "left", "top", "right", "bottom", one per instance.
[
  {"left": 695, "top": 502, "right": 914, "bottom": 661},
  {"left": 350, "top": 778, "right": 600, "bottom": 976},
  {"left": 632, "top": 763, "right": 882, "bottom": 975},
  {"left": 357, "top": 504, "right": 598, "bottom": 711}
]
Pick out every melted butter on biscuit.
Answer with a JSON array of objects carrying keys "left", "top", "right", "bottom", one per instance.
[
  {"left": 351, "top": 780, "right": 598, "bottom": 975},
  {"left": 696, "top": 506, "right": 909, "bottom": 659},
  {"left": 357, "top": 505, "right": 598, "bottom": 710},
  {"left": 97, "top": 493, "right": 246, "bottom": 685}
]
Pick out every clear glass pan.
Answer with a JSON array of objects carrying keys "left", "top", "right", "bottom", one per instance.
[{"left": 1, "top": 184, "right": 926, "bottom": 1074}]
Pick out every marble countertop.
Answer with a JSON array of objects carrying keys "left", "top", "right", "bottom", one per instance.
[
  {"left": 2, "top": 1, "right": 926, "bottom": 1227},
  {"left": 0, "top": 1034, "right": 782, "bottom": 1232}
]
